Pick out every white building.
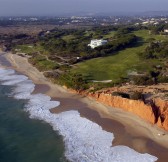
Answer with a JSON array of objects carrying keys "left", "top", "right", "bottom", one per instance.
[
  {"left": 142, "top": 21, "right": 149, "bottom": 25},
  {"left": 164, "top": 29, "right": 168, "bottom": 33},
  {"left": 88, "top": 39, "right": 108, "bottom": 49}
]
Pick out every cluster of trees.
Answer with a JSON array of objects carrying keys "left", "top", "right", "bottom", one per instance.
[
  {"left": 0, "top": 33, "right": 37, "bottom": 51},
  {"left": 149, "top": 23, "right": 168, "bottom": 34},
  {"left": 41, "top": 37, "right": 92, "bottom": 58},
  {"left": 39, "top": 27, "right": 138, "bottom": 64},
  {"left": 138, "top": 41, "right": 168, "bottom": 59},
  {"left": 40, "top": 29, "right": 92, "bottom": 59},
  {"left": 94, "top": 33, "right": 137, "bottom": 55},
  {"left": 132, "top": 70, "right": 168, "bottom": 85}
]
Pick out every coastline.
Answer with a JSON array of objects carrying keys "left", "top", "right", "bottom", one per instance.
[{"left": 1, "top": 51, "right": 168, "bottom": 161}]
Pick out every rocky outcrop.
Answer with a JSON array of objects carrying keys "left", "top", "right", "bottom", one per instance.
[
  {"left": 87, "top": 92, "right": 168, "bottom": 131},
  {"left": 154, "top": 98, "right": 168, "bottom": 131}
]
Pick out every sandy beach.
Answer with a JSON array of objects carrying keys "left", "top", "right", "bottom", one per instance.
[{"left": 1, "top": 51, "right": 168, "bottom": 162}]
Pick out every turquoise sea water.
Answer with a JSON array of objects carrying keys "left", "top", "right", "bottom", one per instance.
[{"left": 0, "top": 85, "right": 67, "bottom": 162}]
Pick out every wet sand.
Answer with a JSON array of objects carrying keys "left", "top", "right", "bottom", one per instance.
[{"left": 1, "top": 52, "right": 168, "bottom": 162}]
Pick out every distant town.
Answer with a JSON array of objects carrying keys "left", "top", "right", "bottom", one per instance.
[{"left": 1, "top": 14, "right": 168, "bottom": 27}]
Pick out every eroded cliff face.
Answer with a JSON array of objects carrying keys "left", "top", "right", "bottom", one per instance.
[
  {"left": 66, "top": 85, "right": 168, "bottom": 131},
  {"left": 154, "top": 98, "right": 168, "bottom": 131},
  {"left": 87, "top": 92, "right": 168, "bottom": 131}
]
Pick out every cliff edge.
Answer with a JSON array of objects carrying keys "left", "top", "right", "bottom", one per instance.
[{"left": 86, "top": 89, "right": 168, "bottom": 131}]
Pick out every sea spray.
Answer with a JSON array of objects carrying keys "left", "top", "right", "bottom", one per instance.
[{"left": 0, "top": 68, "right": 158, "bottom": 162}]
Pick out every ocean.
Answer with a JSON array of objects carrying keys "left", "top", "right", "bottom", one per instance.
[
  {"left": 0, "top": 62, "right": 158, "bottom": 162},
  {"left": 0, "top": 84, "right": 67, "bottom": 162}
]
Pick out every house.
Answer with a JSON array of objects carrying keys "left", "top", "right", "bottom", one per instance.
[
  {"left": 142, "top": 21, "right": 149, "bottom": 25},
  {"left": 88, "top": 39, "right": 108, "bottom": 49},
  {"left": 164, "top": 29, "right": 168, "bottom": 33}
]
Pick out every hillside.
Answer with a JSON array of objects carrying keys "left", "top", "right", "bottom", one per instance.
[
  {"left": 71, "top": 29, "right": 168, "bottom": 83},
  {"left": 1, "top": 26, "right": 168, "bottom": 91}
]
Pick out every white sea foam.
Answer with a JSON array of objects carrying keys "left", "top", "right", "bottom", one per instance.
[
  {"left": 0, "top": 68, "right": 28, "bottom": 85},
  {"left": 0, "top": 67, "right": 158, "bottom": 162}
]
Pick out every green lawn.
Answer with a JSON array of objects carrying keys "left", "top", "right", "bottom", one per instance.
[
  {"left": 62, "top": 35, "right": 75, "bottom": 42},
  {"left": 103, "top": 31, "right": 116, "bottom": 39},
  {"left": 71, "top": 30, "right": 166, "bottom": 82},
  {"left": 72, "top": 45, "right": 161, "bottom": 82},
  {"left": 133, "top": 30, "right": 168, "bottom": 41}
]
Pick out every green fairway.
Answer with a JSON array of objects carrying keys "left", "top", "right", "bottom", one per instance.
[
  {"left": 103, "top": 31, "right": 116, "bottom": 39},
  {"left": 85, "top": 30, "right": 115, "bottom": 39},
  {"left": 72, "top": 45, "right": 161, "bottom": 82},
  {"left": 62, "top": 35, "right": 75, "bottom": 42},
  {"left": 133, "top": 30, "right": 168, "bottom": 41},
  {"left": 71, "top": 30, "right": 167, "bottom": 82}
]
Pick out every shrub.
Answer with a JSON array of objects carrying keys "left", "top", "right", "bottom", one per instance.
[
  {"left": 112, "top": 92, "right": 130, "bottom": 99},
  {"left": 129, "top": 92, "right": 143, "bottom": 100},
  {"left": 132, "top": 75, "right": 154, "bottom": 85}
]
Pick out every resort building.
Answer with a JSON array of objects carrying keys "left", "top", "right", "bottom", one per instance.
[
  {"left": 164, "top": 29, "right": 168, "bottom": 33},
  {"left": 88, "top": 39, "right": 108, "bottom": 49}
]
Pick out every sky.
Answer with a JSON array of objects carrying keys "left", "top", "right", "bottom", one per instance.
[{"left": 0, "top": 0, "right": 168, "bottom": 16}]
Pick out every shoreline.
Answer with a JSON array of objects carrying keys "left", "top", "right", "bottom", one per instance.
[{"left": 1, "top": 51, "right": 168, "bottom": 161}]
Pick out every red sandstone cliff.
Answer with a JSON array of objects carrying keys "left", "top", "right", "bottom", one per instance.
[
  {"left": 154, "top": 98, "right": 168, "bottom": 131},
  {"left": 87, "top": 92, "right": 168, "bottom": 131},
  {"left": 66, "top": 85, "right": 168, "bottom": 131}
]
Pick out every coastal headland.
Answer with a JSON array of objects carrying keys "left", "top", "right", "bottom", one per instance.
[{"left": 1, "top": 51, "right": 168, "bottom": 161}]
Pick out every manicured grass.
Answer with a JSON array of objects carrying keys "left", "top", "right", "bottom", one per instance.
[
  {"left": 133, "top": 30, "right": 168, "bottom": 41},
  {"left": 71, "top": 30, "right": 166, "bottom": 82},
  {"left": 103, "top": 31, "right": 116, "bottom": 39},
  {"left": 62, "top": 35, "right": 75, "bottom": 42},
  {"left": 72, "top": 45, "right": 160, "bottom": 82},
  {"left": 133, "top": 30, "right": 151, "bottom": 41}
]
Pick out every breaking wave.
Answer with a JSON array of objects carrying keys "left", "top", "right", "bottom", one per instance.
[{"left": 0, "top": 67, "right": 158, "bottom": 162}]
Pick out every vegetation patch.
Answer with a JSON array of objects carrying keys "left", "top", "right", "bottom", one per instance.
[
  {"left": 2, "top": 25, "right": 168, "bottom": 90},
  {"left": 29, "top": 55, "right": 59, "bottom": 71},
  {"left": 72, "top": 28, "right": 168, "bottom": 85}
]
